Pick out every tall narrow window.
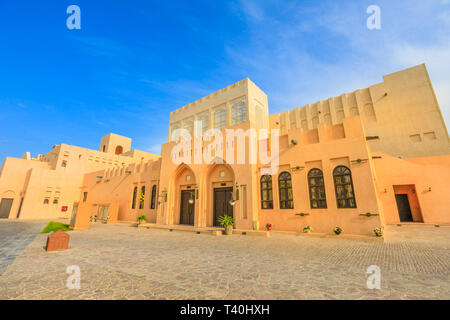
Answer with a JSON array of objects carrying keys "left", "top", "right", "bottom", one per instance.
[
  {"left": 183, "top": 119, "right": 194, "bottom": 138},
  {"left": 83, "top": 192, "right": 88, "bottom": 202},
  {"left": 131, "top": 187, "right": 138, "bottom": 209},
  {"left": 241, "top": 185, "right": 247, "bottom": 219},
  {"left": 139, "top": 186, "right": 145, "bottom": 209},
  {"left": 214, "top": 107, "right": 226, "bottom": 129},
  {"left": 198, "top": 112, "right": 209, "bottom": 134},
  {"left": 333, "top": 166, "right": 356, "bottom": 208},
  {"left": 150, "top": 185, "right": 157, "bottom": 209},
  {"left": 278, "top": 172, "right": 293, "bottom": 209},
  {"left": 260, "top": 175, "right": 273, "bottom": 209},
  {"left": 308, "top": 169, "right": 327, "bottom": 209},
  {"left": 231, "top": 98, "right": 247, "bottom": 126},
  {"left": 170, "top": 123, "right": 181, "bottom": 142}
]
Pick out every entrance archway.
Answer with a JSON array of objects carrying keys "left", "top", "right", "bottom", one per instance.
[
  {"left": 170, "top": 164, "right": 197, "bottom": 226},
  {"left": 201, "top": 160, "right": 235, "bottom": 227}
]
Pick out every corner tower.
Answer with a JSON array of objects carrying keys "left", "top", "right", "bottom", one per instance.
[{"left": 99, "top": 133, "right": 132, "bottom": 155}]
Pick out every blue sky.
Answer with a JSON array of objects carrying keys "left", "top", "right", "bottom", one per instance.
[{"left": 0, "top": 0, "right": 449, "bottom": 160}]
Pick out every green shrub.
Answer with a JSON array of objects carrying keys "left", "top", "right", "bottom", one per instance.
[
  {"left": 217, "top": 214, "right": 235, "bottom": 227},
  {"left": 41, "top": 221, "right": 71, "bottom": 234}
]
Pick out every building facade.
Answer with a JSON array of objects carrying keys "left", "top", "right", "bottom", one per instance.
[{"left": 0, "top": 64, "right": 449, "bottom": 236}]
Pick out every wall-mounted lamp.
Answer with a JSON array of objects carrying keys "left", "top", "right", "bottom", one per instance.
[
  {"left": 359, "top": 212, "right": 379, "bottom": 217},
  {"left": 291, "top": 139, "right": 298, "bottom": 146},
  {"left": 296, "top": 213, "right": 310, "bottom": 217},
  {"left": 290, "top": 166, "right": 305, "bottom": 172},
  {"left": 229, "top": 191, "right": 237, "bottom": 206},
  {"left": 351, "top": 158, "right": 368, "bottom": 164},
  {"left": 428, "top": 186, "right": 432, "bottom": 192}
]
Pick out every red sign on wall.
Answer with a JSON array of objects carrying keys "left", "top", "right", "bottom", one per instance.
[{"left": 61, "top": 206, "right": 68, "bottom": 212}]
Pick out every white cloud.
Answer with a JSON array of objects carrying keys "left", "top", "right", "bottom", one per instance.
[{"left": 224, "top": 0, "right": 450, "bottom": 128}]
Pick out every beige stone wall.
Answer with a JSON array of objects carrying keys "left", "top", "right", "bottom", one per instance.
[
  {"left": 81, "top": 158, "right": 161, "bottom": 223},
  {"left": 270, "top": 64, "right": 450, "bottom": 159},
  {"left": 0, "top": 134, "right": 160, "bottom": 221},
  {"left": 258, "top": 116, "right": 383, "bottom": 235},
  {"left": 1, "top": 64, "right": 449, "bottom": 235}
]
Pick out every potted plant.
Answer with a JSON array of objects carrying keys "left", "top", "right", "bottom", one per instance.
[
  {"left": 90, "top": 215, "right": 97, "bottom": 223},
  {"left": 138, "top": 214, "right": 147, "bottom": 225},
  {"left": 303, "top": 226, "right": 312, "bottom": 233},
  {"left": 374, "top": 227, "right": 383, "bottom": 237},
  {"left": 265, "top": 223, "right": 272, "bottom": 231},
  {"left": 218, "top": 214, "right": 235, "bottom": 235},
  {"left": 333, "top": 226, "right": 343, "bottom": 235}
]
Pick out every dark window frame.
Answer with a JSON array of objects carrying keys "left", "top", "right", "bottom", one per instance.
[
  {"left": 308, "top": 169, "right": 327, "bottom": 209},
  {"left": 139, "top": 186, "right": 145, "bottom": 209},
  {"left": 278, "top": 171, "right": 294, "bottom": 209},
  {"left": 333, "top": 166, "right": 357, "bottom": 209},
  {"left": 260, "top": 175, "right": 273, "bottom": 210},
  {"left": 150, "top": 185, "right": 157, "bottom": 209},
  {"left": 131, "top": 187, "right": 138, "bottom": 209}
]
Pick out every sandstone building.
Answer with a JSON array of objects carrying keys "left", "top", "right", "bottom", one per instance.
[{"left": 0, "top": 64, "right": 449, "bottom": 235}]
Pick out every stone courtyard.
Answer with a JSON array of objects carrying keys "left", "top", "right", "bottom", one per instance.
[{"left": 0, "top": 220, "right": 449, "bottom": 300}]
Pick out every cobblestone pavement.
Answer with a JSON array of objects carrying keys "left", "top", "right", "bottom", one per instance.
[
  {"left": 0, "top": 220, "right": 48, "bottom": 275},
  {"left": 0, "top": 222, "right": 449, "bottom": 300}
]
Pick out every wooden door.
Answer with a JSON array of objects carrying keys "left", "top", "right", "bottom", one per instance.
[
  {"left": 180, "top": 190, "right": 195, "bottom": 225},
  {"left": 0, "top": 198, "right": 13, "bottom": 219},
  {"left": 213, "top": 188, "right": 234, "bottom": 227},
  {"left": 395, "top": 194, "right": 413, "bottom": 222}
]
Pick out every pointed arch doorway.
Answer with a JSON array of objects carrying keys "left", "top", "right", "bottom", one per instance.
[
  {"left": 203, "top": 161, "right": 236, "bottom": 227},
  {"left": 213, "top": 187, "right": 234, "bottom": 227},
  {"left": 180, "top": 189, "right": 195, "bottom": 226}
]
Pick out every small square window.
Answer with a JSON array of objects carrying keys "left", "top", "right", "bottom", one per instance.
[
  {"left": 62, "top": 161, "right": 67, "bottom": 167},
  {"left": 43, "top": 199, "right": 49, "bottom": 205},
  {"left": 53, "top": 199, "right": 59, "bottom": 204}
]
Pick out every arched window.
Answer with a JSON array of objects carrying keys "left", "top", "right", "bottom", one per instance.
[
  {"left": 260, "top": 175, "right": 273, "bottom": 209},
  {"left": 139, "top": 186, "right": 145, "bottom": 209},
  {"left": 308, "top": 169, "right": 327, "bottom": 209},
  {"left": 150, "top": 185, "right": 157, "bottom": 209},
  {"left": 115, "top": 146, "right": 123, "bottom": 155},
  {"left": 333, "top": 166, "right": 356, "bottom": 208},
  {"left": 131, "top": 187, "right": 137, "bottom": 209},
  {"left": 278, "top": 172, "right": 293, "bottom": 209}
]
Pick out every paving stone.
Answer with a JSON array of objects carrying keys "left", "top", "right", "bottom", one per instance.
[{"left": 0, "top": 222, "right": 449, "bottom": 299}]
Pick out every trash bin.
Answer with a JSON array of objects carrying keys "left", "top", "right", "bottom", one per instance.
[{"left": 46, "top": 230, "right": 70, "bottom": 252}]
